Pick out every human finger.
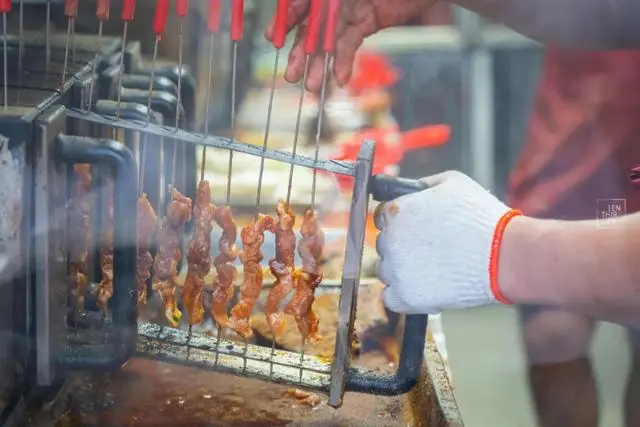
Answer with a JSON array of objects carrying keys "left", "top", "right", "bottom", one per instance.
[
  {"left": 300, "top": 53, "right": 327, "bottom": 92},
  {"left": 331, "top": 23, "right": 366, "bottom": 87},
  {"left": 284, "top": 23, "right": 309, "bottom": 83},
  {"left": 265, "top": 0, "right": 311, "bottom": 41}
]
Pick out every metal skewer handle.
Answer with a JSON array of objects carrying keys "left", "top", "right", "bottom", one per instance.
[{"left": 56, "top": 133, "right": 138, "bottom": 371}]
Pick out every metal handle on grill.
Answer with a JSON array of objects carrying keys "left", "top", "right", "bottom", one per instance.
[
  {"left": 56, "top": 135, "right": 138, "bottom": 370},
  {"left": 369, "top": 174, "right": 429, "bottom": 202},
  {"left": 342, "top": 172, "right": 429, "bottom": 396},
  {"left": 120, "top": 74, "right": 178, "bottom": 96},
  {"left": 345, "top": 314, "right": 428, "bottom": 395}
]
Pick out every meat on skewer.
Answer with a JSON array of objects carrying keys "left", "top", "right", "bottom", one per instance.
[
  {"left": 96, "top": 186, "right": 114, "bottom": 312},
  {"left": 229, "top": 214, "right": 275, "bottom": 339},
  {"left": 285, "top": 209, "right": 324, "bottom": 343},
  {"left": 182, "top": 181, "right": 215, "bottom": 326},
  {"left": 152, "top": 186, "right": 192, "bottom": 327},
  {"left": 265, "top": 200, "right": 296, "bottom": 336},
  {"left": 68, "top": 164, "right": 92, "bottom": 310},
  {"left": 210, "top": 205, "right": 238, "bottom": 329},
  {"left": 137, "top": 193, "right": 158, "bottom": 307}
]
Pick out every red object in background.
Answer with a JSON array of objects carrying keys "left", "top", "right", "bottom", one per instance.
[
  {"left": 327, "top": 125, "right": 450, "bottom": 190},
  {"left": 348, "top": 52, "right": 399, "bottom": 97},
  {"left": 508, "top": 48, "right": 640, "bottom": 218}
]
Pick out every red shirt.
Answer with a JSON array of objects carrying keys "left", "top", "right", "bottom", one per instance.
[{"left": 508, "top": 48, "right": 640, "bottom": 219}]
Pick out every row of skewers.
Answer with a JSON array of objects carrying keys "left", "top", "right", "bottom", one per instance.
[
  {"left": 66, "top": 0, "right": 339, "bottom": 347},
  {"left": 68, "top": 168, "right": 325, "bottom": 343}
]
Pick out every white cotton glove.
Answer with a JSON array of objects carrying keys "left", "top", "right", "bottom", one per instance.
[{"left": 376, "top": 170, "right": 518, "bottom": 314}]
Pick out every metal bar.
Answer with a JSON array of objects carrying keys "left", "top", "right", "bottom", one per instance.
[
  {"left": 466, "top": 49, "right": 495, "bottom": 190},
  {"left": 328, "top": 140, "right": 376, "bottom": 408},
  {"left": 67, "top": 108, "right": 355, "bottom": 176}
]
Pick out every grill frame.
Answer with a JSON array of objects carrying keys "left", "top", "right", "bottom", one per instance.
[{"left": 3, "top": 27, "right": 433, "bottom": 416}]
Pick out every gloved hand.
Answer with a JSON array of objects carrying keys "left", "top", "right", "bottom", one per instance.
[{"left": 375, "top": 170, "right": 522, "bottom": 314}]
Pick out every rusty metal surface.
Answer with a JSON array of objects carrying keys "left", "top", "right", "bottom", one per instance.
[{"left": 43, "top": 344, "right": 460, "bottom": 427}]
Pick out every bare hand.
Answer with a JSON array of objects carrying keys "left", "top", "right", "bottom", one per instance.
[{"left": 265, "top": 0, "right": 435, "bottom": 92}]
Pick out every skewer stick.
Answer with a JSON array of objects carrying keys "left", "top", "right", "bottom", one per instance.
[
  {"left": 1, "top": 0, "right": 9, "bottom": 111},
  {"left": 286, "top": 0, "right": 323, "bottom": 207},
  {"left": 115, "top": 0, "right": 137, "bottom": 120},
  {"left": 254, "top": 52, "right": 280, "bottom": 219},
  {"left": 148, "top": 0, "right": 169, "bottom": 126},
  {"left": 311, "top": 0, "right": 339, "bottom": 211},
  {"left": 61, "top": 0, "right": 78, "bottom": 88},
  {"left": 200, "top": 30, "right": 214, "bottom": 183},
  {"left": 215, "top": 0, "right": 242, "bottom": 367},
  {"left": 71, "top": 13, "right": 76, "bottom": 64},
  {"left": 140, "top": 0, "right": 168, "bottom": 194},
  {"left": 300, "top": 0, "right": 340, "bottom": 381},
  {"left": 88, "top": 0, "right": 111, "bottom": 111},
  {"left": 262, "top": 0, "right": 290, "bottom": 369},
  {"left": 18, "top": 0, "right": 23, "bottom": 74},
  {"left": 201, "top": 0, "right": 221, "bottom": 182},
  {"left": 171, "top": 0, "right": 189, "bottom": 190},
  {"left": 281, "top": 0, "right": 323, "bottom": 380},
  {"left": 175, "top": 0, "right": 188, "bottom": 130},
  {"left": 226, "top": 0, "right": 244, "bottom": 203},
  {"left": 310, "top": 55, "right": 330, "bottom": 210},
  {"left": 45, "top": 0, "right": 51, "bottom": 69},
  {"left": 254, "top": 0, "right": 289, "bottom": 220}
]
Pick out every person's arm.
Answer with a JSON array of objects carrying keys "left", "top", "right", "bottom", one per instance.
[
  {"left": 375, "top": 171, "right": 640, "bottom": 329},
  {"left": 453, "top": 0, "right": 640, "bottom": 49},
  {"left": 501, "top": 213, "right": 640, "bottom": 328}
]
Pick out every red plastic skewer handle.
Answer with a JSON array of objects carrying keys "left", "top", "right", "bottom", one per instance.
[
  {"left": 97, "top": 0, "right": 111, "bottom": 20},
  {"left": 272, "top": 0, "right": 290, "bottom": 49},
  {"left": 303, "top": 0, "right": 322, "bottom": 55},
  {"left": 121, "top": 0, "right": 136, "bottom": 21},
  {"left": 153, "top": 0, "right": 170, "bottom": 35},
  {"left": 323, "top": 0, "right": 340, "bottom": 53},
  {"left": 208, "top": 0, "right": 222, "bottom": 33},
  {"left": 176, "top": 0, "right": 188, "bottom": 18},
  {"left": 64, "top": 0, "right": 78, "bottom": 18},
  {"left": 231, "top": 0, "right": 244, "bottom": 41},
  {"left": 0, "top": 0, "right": 11, "bottom": 13}
]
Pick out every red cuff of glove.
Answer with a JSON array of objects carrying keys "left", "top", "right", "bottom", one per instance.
[{"left": 489, "top": 209, "right": 522, "bottom": 305}]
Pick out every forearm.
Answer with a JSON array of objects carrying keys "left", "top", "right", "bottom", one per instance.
[
  {"left": 451, "top": 0, "right": 640, "bottom": 49},
  {"left": 500, "top": 214, "right": 640, "bottom": 327}
]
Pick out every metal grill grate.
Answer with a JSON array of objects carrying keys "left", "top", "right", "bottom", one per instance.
[{"left": 136, "top": 321, "right": 333, "bottom": 391}]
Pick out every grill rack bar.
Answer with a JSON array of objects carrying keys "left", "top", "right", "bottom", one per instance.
[
  {"left": 67, "top": 108, "right": 356, "bottom": 177},
  {"left": 136, "top": 322, "right": 333, "bottom": 391}
]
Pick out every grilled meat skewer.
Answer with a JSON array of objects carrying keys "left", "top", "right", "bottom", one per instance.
[
  {"left": 96, "top": 186, "right": 114, "bottom": 312},
  {"left": 183, "top": 181, "right": 215, "bottom": 326},
  {"left": 265, "top": 200, "right": 296, "bottom": 336},
  {"left": 286, "top": 209, "right": 324, "bottom": 342},
  {"left": 152, "top": 186, "right": 192, "bottom": 327},
  {"left": 210, "top": 205, "right": 238, "bottom": 329},
  {"left": 137, "top": 193, "right": 158, "bottom": 307},
  {"left": 229, "top": 214, "right": 275, "bottom": 339}
]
